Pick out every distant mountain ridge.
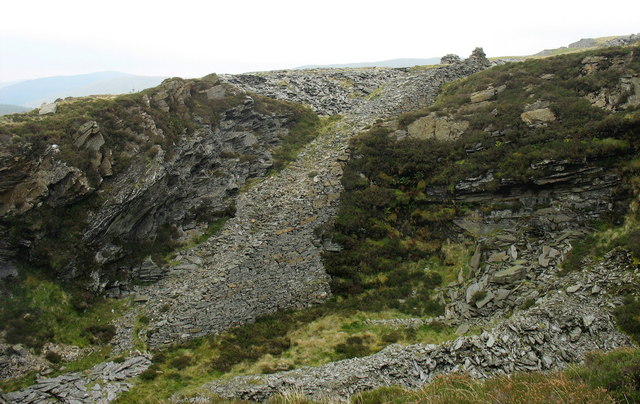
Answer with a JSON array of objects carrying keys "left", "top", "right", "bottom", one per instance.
[
  {"left": 296, "top": 57, "right": 441, "bottom": 70},
  {"left": 0, "top": 104, "right": 31, "bottom": 116},
  {"left": 533, "top": 33, "right": 640, "bottom": 57},
  {"left": 0, "top": 71, "right": 167, "bottom": 107}
]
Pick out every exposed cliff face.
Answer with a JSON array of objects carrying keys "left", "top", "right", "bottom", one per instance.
[{"left": 0, "top": 75, "right": 315, "bottom": 291}]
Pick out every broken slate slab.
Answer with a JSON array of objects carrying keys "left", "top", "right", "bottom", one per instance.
[
  {"left": 455, "top": 323, "right": 470, "bottom": 335},
  {"left": 493, "top": 265, "right": 527, "bottom": 284},
  {"left": 469, "top": 245, "right": 482, "bottom": 275},
  {"left": 488, "top": 251, "right": 508, "bottom": 263},
  {"left": 566, "top": 285, "right": 581, "bottom": 293},
  {"left": 475, "top": 290, "right": 494, "bottom": 309},
  {"left": 466, "top": 282, "right": 483, "bottom": 304}
]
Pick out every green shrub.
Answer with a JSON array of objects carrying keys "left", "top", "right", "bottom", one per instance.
[
  {"left": 570, "top": 348, "right": 640, "bottom": 403},
  {"left": 86, "top": 324, "right": 116, "bottom": 344},
  {"left": 138, "top": 367, "right": 159, "bottom": 381},
  {"left": 45, "top": 351, "right": 63, "bottom": 364},
  {"left": 138, "top": 315, "right": 150, "bottom": 325},
  {"left": 334, "top": 336, "right": 373, "bottom": 359},
  {"left": 152, "top": 352, "right": 167, "bottom": 364},
  {"left": 614, "top": 296, "right": 640, "bottom": 344},
  {"left": 351, "top": 385, "right": 407, "bottom": 404},
  {"left": 381, "top": 331, "right": 402, "bottom": 344},
  {"left": 520, "top": 298, "right": 536, "bottom": 310},
  {"left": 626, "top": 229, "right": 640, "bottom": 258},
  {"left": 170, "top": 354, "right": 193, "bottom": 370},
  {"left": 470, "top": 290, "right": 488, "bottom": 304},
  {"left": 3, "top": 309, "right": 54, "bottom": 350}
]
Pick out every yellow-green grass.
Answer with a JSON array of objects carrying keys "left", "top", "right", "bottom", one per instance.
[{"left": 117, "top": 307, "right": 458, "bottom": 403}]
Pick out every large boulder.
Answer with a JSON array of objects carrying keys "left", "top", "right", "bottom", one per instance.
[
  {"left": 38, "top": 102, "right": 57, "bottom": 115},
  {"left": 407, "top": 113, "right": 469, "bottom": 141},
  {"left": 470, "top": 85, "right": 506, "bottom": 103},
  {"left": 521, "top": 108, "right": 556, "bottom": 127},
  {"left": 492, "top": 265, "right": 527, "bottom": 284}
]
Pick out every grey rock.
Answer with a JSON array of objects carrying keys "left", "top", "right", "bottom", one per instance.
[
  {"left": 582, "top": 315, "right": 596, "bottom": 327},
  {"left": 488, "top": 251, "right": 508, "bottom": 263},
  {"left": 469, "top": 245, "right": 482, "bottom": 274},
  {"left": 455, "top": 323, "right": 470, "bottom": 335},
  {"left": 475, "top": 290, "right": 494, "bottom": 309},
  {"left": 566, "top": 285, "right": 581, "bottom": 293},
  {"left": 38, "top": 102, "right": 57, "bottom": 115},
  {"left": 493, "top": 265, "right": 526, "bottom": 284},
  {"left": 466, "top": 282, "right": 483, "bottom": 304},
  {"left": 494, "top": 288, "right": 511, "bottom": 302},
  {"left": 206, "top": 85, "right": 227, "bottom": 100}
]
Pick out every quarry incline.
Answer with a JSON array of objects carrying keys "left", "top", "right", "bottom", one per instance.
[{"left": 4, "top": 45, "right": 640, "bottom": 403}]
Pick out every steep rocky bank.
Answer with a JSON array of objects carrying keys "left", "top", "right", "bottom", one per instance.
[
  {"left": 0, "top": 75, "right": 312, "bottom": 291},
  {"left": 3, "top": 45, "right": 640, "bottom": 403}
]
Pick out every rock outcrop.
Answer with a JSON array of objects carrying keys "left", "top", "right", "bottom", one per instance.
[{"left": 0, "top": 77, "right": 302, "bottom": 291}]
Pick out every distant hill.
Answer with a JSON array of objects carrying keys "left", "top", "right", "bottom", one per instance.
[
  {"left": 0, "top": 80, "right": 25, "bottom": 90},
  {"left": 0, "top": 104, "right": 31, "bottom": 116},
  {"left": 296, "top": 57, "right": 441, "bottom": 70},
  {"left": 532, "top": 33, "right": 639, "bottom": 57},
  {"left": 0, "top": 71, "right": 167, "bottom": 107}
]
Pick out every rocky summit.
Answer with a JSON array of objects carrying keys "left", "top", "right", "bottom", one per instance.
[{"left": 2, "top": 44, "right": 640, "bottom": 403}]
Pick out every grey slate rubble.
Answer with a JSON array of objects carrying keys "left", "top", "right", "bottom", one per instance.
[
  {"left": 0, "top": 344, "right": 49, "bottom": 382},
  {"left": 172, "top": 47, "right": 639, "bottom": 401},
  {"left": 185, "top": 250, "right": 635, "bottom": 402},
  {"left": 4, "top": 354, "right": 151, "bottom": 404},
  {"left": 0, "top": 49, "right": 494, "bottom": 402}
]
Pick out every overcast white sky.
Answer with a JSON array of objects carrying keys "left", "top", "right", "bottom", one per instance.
[{"left": 1, "top": 0, "right": 638, "bottom": 82}]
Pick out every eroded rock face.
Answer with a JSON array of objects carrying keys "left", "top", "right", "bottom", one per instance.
[
  {"left": 581, "top": 51, "right": 640, "bottom": 111},
  {"left": 0, "top": 77, "right": 299, "bottom": 291},
  {"left": 520, "top": 107, "right": 556, "bottom": 126},
  {"left": 407, "top": 113, "right": 470, "bottom": 141},
  {"left": 0, "top": 152, "right": 92, "bottom": 217}
]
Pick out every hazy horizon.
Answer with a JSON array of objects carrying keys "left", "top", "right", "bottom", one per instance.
[{"left": 2, "top": 0, "right": 639, "bottom": 82}]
